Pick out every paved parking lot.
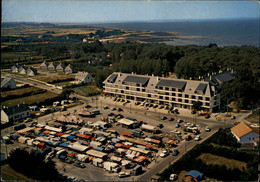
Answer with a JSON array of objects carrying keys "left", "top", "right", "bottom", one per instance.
[{"left": 1, "top": 95, "right": 236, "bottom": 181}]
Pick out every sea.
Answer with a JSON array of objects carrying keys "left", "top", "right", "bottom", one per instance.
[{"left": 92, "top": 19, "right": 259, "bottom": 47}]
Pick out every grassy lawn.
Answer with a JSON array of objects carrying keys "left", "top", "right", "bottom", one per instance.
[
  {"left": 53, "top": 81, "right": 73, "bottom": 86},
  {"left": 36, "top": 75, "right": 74, "bottom": 83},
  {"left": 0, "top": 164, "right": 34, "bottom": 181},
  {"left": 197, "top": 153, "right": 247, "bottom": 171},
  {"left": 1, "top": 91, "right": 59, "bottom": 107},
  {"left": 72, "top": 84, "right": 102, "bottom": 97},
  {"left": 1, "top": 86, "right": 41, "bottom": 98}
]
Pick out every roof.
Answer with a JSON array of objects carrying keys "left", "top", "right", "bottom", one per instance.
[
  {"left": 2, "top": 104, "right": 30, "bottom": 116},
  {"left": 204, "top": 71, "right": 235, "bottom": 85},
  {"left": 48, "top": 62, "right": 56, "bottom": 68},
  {"left": 56, "top": 63, "right": 65, "bottom": 69},
  {"left": 107, "top": 74, "right": 118, "bottom": 83},
  {"left": 195, "top": 83, "right": 207, "bottom": 94},
  {"left": 157, "top": 79, "right": 186, "bottom": 89},
  {"left": 123, "top": 75, "right": 150, "bottom": 85},
  {"left": 231, "top": 123, "right": 255, "bottom": 138},
  {"left": 1, "top": 77, "right": 15, "bottom": 87},
  {"left": 185, "top": 170, "right": 203, "bottom": 181},
  {"left": 40, "top": 61, "right": 49, "bottom": 67},
  {"left": 65, "top": 64, "right": 73, "bottom": 70},
  {"left": 118, "top": 118, "right": 135, "bottom": 126}
]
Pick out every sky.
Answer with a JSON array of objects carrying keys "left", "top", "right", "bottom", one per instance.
[{"left": 2, "top": 0, "right": 260, "bottom": 23}]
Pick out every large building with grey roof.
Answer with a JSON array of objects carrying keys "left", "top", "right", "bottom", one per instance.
[{"left": 103, "top": 71, "right": 235, "bottom": 112}]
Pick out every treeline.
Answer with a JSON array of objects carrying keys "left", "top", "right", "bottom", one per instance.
[
  {"left": 159, "top": 128, "right": 258, "bottom": 181},
  {"left": 8, "top": 148, "right": 59, "bottom": 180}
]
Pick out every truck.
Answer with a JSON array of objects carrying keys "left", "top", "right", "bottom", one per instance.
[
  {"left": 103, "top": 162, "right": 120, "bottom": 172},
  {"left": 14, "top": 124, "right": 26, "bottom": 131},
  {"left": 59, "top": 155, "right": 67, "bottom": 162},
  {"left": 76, "top": 154, "right": 88, "bottom": 163},
  {"left": 132, "top": 130, "right": 145, "bottom": 138},
  {"left": 132, "top": 165, "right": 142, "bottom": 175}
]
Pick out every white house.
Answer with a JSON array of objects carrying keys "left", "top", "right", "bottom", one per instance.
[
  {"left": 10, "top": 64, "right": 20, "bottom": 73},
  {"left": 56, "top": 63, "right": 65, "bottom": 72},
  {"left": 75, "top": 72, "right": 93, "bottom": 84},
  {"left": 65, "top": 64, "right": 74, "bottom": 74},
  {"left": 1, "top": 77, "right": 17, "bottom": 89},
  {"left": 40, "top": 61, "right": 49, "bottom": 69},
  {"left": 18, "top": 66, "right": 28, "bottom": 74},
  {"left": 1, "top": 104, "right": 31, "bottom": 123},
  {"left": 48, "top": 62, "right": 57, "bottom": 71},
  {"left": 231, "top": 123, "right": 259, "bottom": 145}
]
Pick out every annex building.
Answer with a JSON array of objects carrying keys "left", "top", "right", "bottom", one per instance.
[{"left": 103, "top": 71, "right": 235, "bottom": 112}]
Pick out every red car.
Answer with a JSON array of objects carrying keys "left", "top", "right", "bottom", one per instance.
[
  {"left": 168, "top": 117, "right": 174, "bottom": 121},
  {"left": 205, "top": 114, "right": 210, "bottom": 119}
]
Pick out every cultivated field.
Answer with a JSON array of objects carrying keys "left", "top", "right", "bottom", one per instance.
[
  {"left": 1, "top": 92, "right": 59, "bottom": 107},
  {"left": 1, "top": 87, "right": 42, "bottom": 98}
]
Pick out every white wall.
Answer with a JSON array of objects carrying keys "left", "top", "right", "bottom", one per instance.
[{"left": 239, "top": 132, "right": 259, "bottom": 144}]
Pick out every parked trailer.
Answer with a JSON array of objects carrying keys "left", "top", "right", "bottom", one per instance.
[
  {"left": 103, "top": 162, "right": 120, "bottom": 172},
  {"left": 76, "top": 154, "right": 89, "bottom": 162}
]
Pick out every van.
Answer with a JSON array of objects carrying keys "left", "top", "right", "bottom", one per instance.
[{"left": 132, "top": 165, "right": 142, "bottom": 175}]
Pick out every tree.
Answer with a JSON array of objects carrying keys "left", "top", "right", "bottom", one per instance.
[{"left": 192, "top": 101, "right": 203, "bottom": 112}]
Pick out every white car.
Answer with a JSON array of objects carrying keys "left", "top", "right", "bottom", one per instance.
[
  {"left": 171, "top": 129, "right": 181, "bottom": 134},
  {"left": 118, "top": 172, "right": 130, "bottom": 178},
  {"left": 169, "top": 174, "right": 177, "bottom": 181},
  {"left": 177, "top": 119, "right": 183, "bottom": 123},
  {"left": 194, "top": 135, "right": 201, "bottom": 141},
  {"left": 205, "top": 126, "right": 211, "bottom": 132},
  {"left": 159, "top": 150, "right": 169, "bottom": 158}
]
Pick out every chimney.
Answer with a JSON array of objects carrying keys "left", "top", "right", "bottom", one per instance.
[
  {"left": 3, "top": 106, "right": 5, "bottom": 109},
  {"left": 208, "top": 73, "right": 210, "bottom": 77},
  {"left": 210, "top": 75, "right": 212, "bottom": 80},
  {"left": 132, "top": 72, "right": 134, "bottom": 75},
  {"left": 199, "top": 76, "right": 201, "bottom": 79},
  {"left": 152, "top": 74, "right": 154, "bottom": 77}
]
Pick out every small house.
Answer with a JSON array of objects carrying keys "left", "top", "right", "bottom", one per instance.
[
  {"left": 1, "top": 104, "right": 31, "bottom": 123},
  {"left": 75, "top": 72, "right": 93, "bottom": 84},
  {"left": 11, "top": 64, "right": 20, "bottom": 73},
  {"left": 18, "top": 65, "right": 28, "bottom": 74},
  {"left": 231, "top": 123, "right": 259, "bottom": 145},
  {"left": 1, "top": 77, "right": 16, "bottom": 89},
  {"left": 48, "top": 62, "right": 57, "bottom": 71},
  {"left": 65, "top": 64, "right": 74, "bottom": 74},
  {"left": 56, "top": 63, "right": 65, "bottom": 72},
  {"left": 40, "top": 61, "right": 49, "bottom": 69},
  {"left": 26, "top": 67, "right": 37, "bottom": 76}
]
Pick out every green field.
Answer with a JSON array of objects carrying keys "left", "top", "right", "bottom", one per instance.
[
  {"left": 1, "top": 91, "right": 59, "bottom": 107},
  {"left": 197, "top": 153, "right": 247, "bottom": 171},
  {"left": 53, "top": 81, "right": 73, "bottom": 86},
  {"left": 0, "top": 164, "right": 34, "bottom": 181},
  {"left": 1, "top": 86, "right": 42, "bottom": 98},
  {"left": 72, "top": 84, "right": 102, "bottom": 97}
]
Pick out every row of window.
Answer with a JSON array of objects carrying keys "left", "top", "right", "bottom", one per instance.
[{"left": 105, "top": 87, "right": 211, "bottom": 101}]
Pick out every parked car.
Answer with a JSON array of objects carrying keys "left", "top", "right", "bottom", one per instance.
[
  {"left": 161, "top": 116, "right": 167, "bottom": 120},
  {"left": 175, "top": 124, "right": 180, "bottom": 128},
  {"left": 24, "top": 118, "right": 32, "bottom": 123},
  {"left": 171, "top": 129, "right": 181, "bottom": 135},
  {"left": 159, "top": 106, "right": 164, "bottom": 109},
  {"left": 153, "top": 104, "right": 158, "bottom": 108},
  {"left": 169, "top": 174, "right": 178, "bottom": 181},
  {"left": 104, "top": 106, "right": 109, "bottom": 109},
  {"left": 205, "top": 126, "right": 211, "bottom": 132},
  {"left": 185, "top": 135, "right": 192, "bottom": 141},
  {"left": 135, "top": 102, "right": 140, "bottom": 105},
  {"left": 107, "top": 112, "right": 114, "bottom": 116},
  {"left": 118, "top": 108, "right": 123, "bottom": 112},
  {"left": 73, "top": 162, "right": 86, "bottom": 168},
  {"left": 111, "top": 107, "right": 116, "bottom": 111},
  {"left": 205, "top": 114, "right": 211, "bottom": 119},
  {"left": 159, "top": 150, "right": 169, "bottom": 158},
  {"left": 168, "top": 117, "right": 174, "bottom": 121},
  {"left": 157, "top": 124, "right": 164, "bottom": 128},
  {"left": 118, "top": 172, "right": 130, "bottom": 178},
  {"left": 172, "top": 149, "right": 179, "bottom": 156},
  {"left": 177, "top": 119, "right": 183, "bottom": 123},
  {"left": 194, "top": 135, "right": 201, "bottom": 141},
  {"left": 231, "top": 116, "right": 236, "bottom": 119}
]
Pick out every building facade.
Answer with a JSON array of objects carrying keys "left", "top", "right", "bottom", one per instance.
[
  {"left": 65, "top": 64, "right": 74, "bottom": 74},
  {"left": 231, "top": 123, "right": 259, "bottom": 144},
  {"left": 103, "top": 72, "right": 234, "bottom": 112},
  {"left": 1, "top": 77, "right": 17, "bottom": 89},
  {"left": 1, "top": 104, "right": 31, "bottom": 123},
  {"left": 40, "top": 61, "right": 49, "bottom": 69},
  {"left": 56, "top": 63, "right": 65, "bottom": 72},
  {"left": 75, "top": 72, "right": 93, "bottom": 84}
]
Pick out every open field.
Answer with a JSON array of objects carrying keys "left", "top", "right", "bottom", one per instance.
[
  {"left": 35, "top": 74, "right": 75, "bottom": 83},
  {"left": 1, "top": 86, "right": 42, "bottom": 98},
  {"left": 0, "top": 164, "right": 34, "bottom": 181},
  {"left": 197, "top": 153, "right": 247, "bottom": 171},
  {"left": 72, "top": 84, "right": 102, "bottom": 97},
  {"left": 246, "top": 108, "right": 260, "bottom": 124},
  {"left": 52, "top": 81, "right": 73, "bottom": 86},
  {"left": 1, "top": 91, "right": 59, "bottom": 107}
]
